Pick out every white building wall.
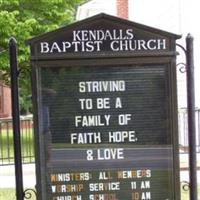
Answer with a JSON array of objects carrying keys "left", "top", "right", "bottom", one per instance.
[
  {"left": 131, "top": 0, "right": 199, "bottom": 108},
  {"left": 76, "top": 0, "right": 116, "bottom": 20}
]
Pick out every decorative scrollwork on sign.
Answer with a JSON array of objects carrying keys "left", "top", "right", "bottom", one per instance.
[
  {"left": 176, "top": 43, "right": 187, "bottom": 55},
  {"left": 24, "top": 188, "right": 37, "bottom": 199},
  {"left": 181, "top": 181, "right": 190, "bottom": 191},
  {"left": 176, "top": 43, "right": 187, "bottom": 74},
  {"left": 176, "top": 62, "right": 187, "bottom": 73}
]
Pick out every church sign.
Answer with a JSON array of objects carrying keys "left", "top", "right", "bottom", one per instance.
[
  {"left": 28, "top": 14, "right": 181, "bottom": 200},
  {"left": 39, "top": 28, "right": 166, "bottom": 53}
]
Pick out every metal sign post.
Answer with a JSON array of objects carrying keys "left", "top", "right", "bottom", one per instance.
[
  {"left": 186, "top": 34, "right": 198, "bottom": 200},
  {"left": 9, "top": 37, "right": 24, "bottom": 200}
]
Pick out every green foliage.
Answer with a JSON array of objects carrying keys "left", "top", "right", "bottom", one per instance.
[{"left": 0, "top": 0, "right": 86, "bottom": 113}]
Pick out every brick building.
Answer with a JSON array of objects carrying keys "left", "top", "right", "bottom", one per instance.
[{"left": 0, "top": 83, "right": 11, "bottom": 118}]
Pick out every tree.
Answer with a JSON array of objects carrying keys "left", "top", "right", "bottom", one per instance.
[{"left": 0, "top": 0, "right": 86, "bottom": 114}]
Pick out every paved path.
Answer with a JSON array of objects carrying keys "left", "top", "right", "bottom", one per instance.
[
  {"left": 0, "top": 154, "right": 199, "bottom": 188},
  {"left": 0, "top": 164, "right": 36, "bottom": 188}
]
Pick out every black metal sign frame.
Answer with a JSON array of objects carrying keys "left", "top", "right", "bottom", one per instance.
[
  {"left": 9, "top": 17, "right": 197, "bottom": 199},
  {"left": 27, "top": 14, "right": 188, "bottom": 200},
  {"left": 32, "top": 57, "right": 180, "bottom": 200}
]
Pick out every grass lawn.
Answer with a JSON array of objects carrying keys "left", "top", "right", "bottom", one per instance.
[
  {"left": 181, "top": 183, "right": 200, "bottom": 200},
  {"left": 0, "top": 188, "right": 36, "bottom": 200},
  {"left": 0, "top": 128, "right": 35, "bottom": 164},
  {"left": 0, "top": 186, "right": 199, "bottom": 200}
]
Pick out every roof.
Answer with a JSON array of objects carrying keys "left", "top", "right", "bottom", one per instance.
[{"left": 27, "top": 13, "right": 181, "bottom": 45}]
